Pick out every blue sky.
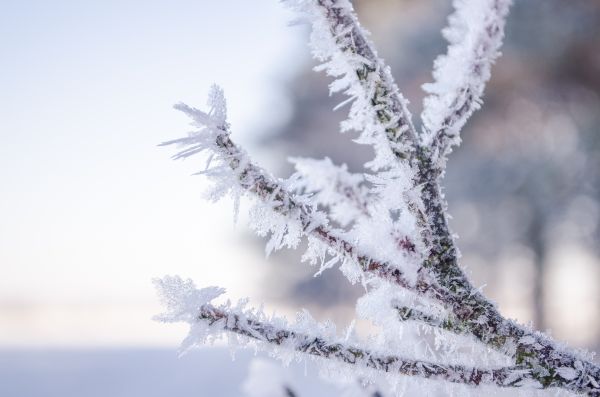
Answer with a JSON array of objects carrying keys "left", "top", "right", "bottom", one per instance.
[{"left": 0, "top": 0, "right": 306, "bottom": 346}]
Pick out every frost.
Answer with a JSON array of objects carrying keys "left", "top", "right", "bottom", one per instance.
[
  {"left": 289, "top": 157, "right": 369, "bottom": 227},
  {"left": 153, "top": 275, "right": 224, "bottom": 324},
  {"left": 339, "top": 255, "right": 363, "bottom": 285},
  {"left": 514, "top": 378, "right": 543, "bottom": 389},
  {"left": 284, "top": 0, "right": 416, "bottom": 173},
  {"left": 249, "top": 202, "right": 302, "bottom": 257},
  {"left": 519, "top": 335, "right": 536, "bottom": 346},
  {"left": 153, "top": 276, "right": 227, "bottom": 354},
  {"left": 207, "top": 84, "right": 227, "bottom": 126},
  {"left": 556, "top": 367, "right": 578, "bottom": 381},
  {"left": 421, "top": 0, "right": 511, "bottom": 165}
]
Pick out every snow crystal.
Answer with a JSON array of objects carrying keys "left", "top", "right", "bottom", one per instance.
[
  {"left": 153, "top": 275, "right": 224, "bottom": 324},
  {"left": 555, "top": 367, "right": 578, "bottom": 381},
  {"left": 288, "top": 157, "right": 369, "bottom": 227},
  {"left": 249, "top": 202, "right": 303, "bottom": 257}
]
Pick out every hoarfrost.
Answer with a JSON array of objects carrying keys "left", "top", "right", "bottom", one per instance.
[
  {"left": 421, "top": 0, "right": 511, "bottom": 165},
  {"left": 555, "top": 367, "right": 578, "bottom": 381},
  {"left": 153, "top": 275, "right": 224, "bottom": 324}
]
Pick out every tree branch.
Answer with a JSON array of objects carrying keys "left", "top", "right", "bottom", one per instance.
[
  {"left": 421, "top": 0, "right": 511, "bottom": 168},
  {"left": 194, "top": 302, "right": 526, "bottom": 389},
  {"left": 393, "top": 303, "right": 465, "bottom": 335},
  {"left": 301, "top": 2, "right": 600, "bottom": 395},
  {"left": 159, "top": 3, "right": 600, "bottom": 395},
  {"left": 289, "top": 0, "right": 419, "bottom": 169},
  {"left": 162, "top": 92, "right": 427, "bottom": 293}
]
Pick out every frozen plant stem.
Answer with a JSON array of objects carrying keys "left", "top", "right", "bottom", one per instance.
[
  {"left": 162, "top": 103, "right": 429, "bottom": 293},
  {"left": 302, "top": 0, "right": 600, "bottom": 394},
  {"left": 195, "top": 302, "right": 528, "bottom": 388},
  {"left": 157, "top": 0, "right": 600, "bottom": 395}
]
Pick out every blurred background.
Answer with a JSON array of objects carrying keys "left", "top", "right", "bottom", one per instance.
[{"left": 1, "top": 0, "right": 599, "bottom": 395}]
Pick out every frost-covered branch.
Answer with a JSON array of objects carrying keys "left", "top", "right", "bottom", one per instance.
[
  {"left": 284, "top": 2, "right": 600, "bottom": 395},
  {"left": 194, "top": 304, "right": 521, "bottom": 388},
  {"left": 390, "top": 283, "right": 600, "bottom": 394},
  {"left": 154, "top": 276, "right": 531, "bottom": 390},
  {"left": 162, "top": 86, "right": 425, "bottom": 290},
  {"left": 159, "top": 45, "right": 600, "bottom": 397},
  {"left": 393, "top": 304, "right": 464, "bottom": 335},
  {"left": 156, "top": 1, "right": 600, "bottom": 395},
  {"left": 286, "top": 0, "right": 419, "bottom": 170},
  {"left": 421, "top": 0, "right": 511, "bottom": 167},
  {"left": 282, "top": 0, "right": 458, "bottom": 262}
]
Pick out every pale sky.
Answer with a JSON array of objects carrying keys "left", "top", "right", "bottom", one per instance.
[{"left": 0, "top": 0, "right": 305, "bottom": 346}]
